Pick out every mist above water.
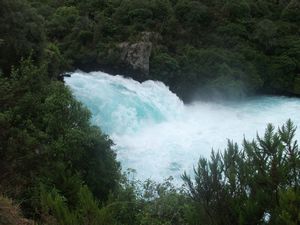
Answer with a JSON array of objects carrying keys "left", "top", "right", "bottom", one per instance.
[{"left": 65, "top": 71, "right": 300, "bottom": 182}]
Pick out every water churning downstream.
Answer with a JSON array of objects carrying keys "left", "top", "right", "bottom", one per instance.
[{"left": 65, "top": 71, "right": 300, "bottom": 182}]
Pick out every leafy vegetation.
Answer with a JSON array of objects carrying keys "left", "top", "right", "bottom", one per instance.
[
  {"left": 0, "top": 0, "right": 300, "bottom": 224},
  {"left": 182, "top": 120, "right": 300, "bottom": 225},
  {"left": 0, "top": 58, "right": 120, "bottom": 222},
  {"left": 1, "top": 0, "right": 300, "bottom": 100}
]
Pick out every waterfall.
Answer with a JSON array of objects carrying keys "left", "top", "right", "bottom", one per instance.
[{"left": 66, "top": 71, "right": 300, "bottom": 182}]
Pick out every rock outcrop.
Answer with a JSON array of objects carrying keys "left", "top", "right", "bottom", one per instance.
[
  {"left": 118, "top": 32, "right": 161, "bottom": 76},
  {"left": 119, "top": 41, "right": 152, "bottom": 76}
]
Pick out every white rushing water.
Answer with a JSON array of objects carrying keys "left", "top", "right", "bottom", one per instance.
[{"left": 65, "top": 71, "right": 300, "bottom": 182}]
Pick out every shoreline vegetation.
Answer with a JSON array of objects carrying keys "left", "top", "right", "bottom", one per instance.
[
  {"left": 0, "top": 0, "right": 299, "bottom": 224},
  {"left": 1, "top": 0, "right": 300, "bottom": 101}
]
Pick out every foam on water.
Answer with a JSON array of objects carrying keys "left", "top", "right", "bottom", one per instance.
[{"left": 65, "top": 71, "right": 300, "bottom": 182}]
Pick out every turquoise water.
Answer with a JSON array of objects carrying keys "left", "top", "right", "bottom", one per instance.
[{"left": 65, "top": 71, "right": 300, "bottom": 182}]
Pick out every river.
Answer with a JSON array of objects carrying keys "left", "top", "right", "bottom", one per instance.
[{"left": 65, "top": 71, "right": 300, "bottom": 182}]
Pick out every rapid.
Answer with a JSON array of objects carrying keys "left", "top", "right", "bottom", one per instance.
[{"left": 65, "top": 71, "right": 300, "bottom": 182}]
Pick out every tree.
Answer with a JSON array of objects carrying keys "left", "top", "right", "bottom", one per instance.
[
  {"left": 281, "top": 0, "right": 300, "bottom": 23},
  {"left": 183, "top": 120, "right": 300, "bottom": 225},
  {"left": 0, "top": 0, "right": 45, "bottom": 74},
  {"left": 0, "top": 59, "right": 120, "bottom": 217}
]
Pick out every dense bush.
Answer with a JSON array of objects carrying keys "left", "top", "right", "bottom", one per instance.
[
  {"left": 183, "top": 120, "right": 300, "bottom": 225},
  {"left": 0, "top": 59, "right": 120, "bottom": 221},
  {"left": 0, "top": 0, "right": 300, "bottom": 224},
  {"left": 0, "top": 0, "right": 45, "bottom": 75},
  {"left": 13, "top": 0, "right": 298, "bottom": 100}
]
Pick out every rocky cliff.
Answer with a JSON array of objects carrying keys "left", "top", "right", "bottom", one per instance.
[{"left": 118, "top": 32, "right": 161, "bottom": 76}]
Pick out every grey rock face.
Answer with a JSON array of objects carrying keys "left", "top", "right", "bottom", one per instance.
[
  {"left": 118, "top": 32, "right": 161, "bottom": 75},
  {"left": 119, "top": 41, "right": 152, "bottom": 75}
]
